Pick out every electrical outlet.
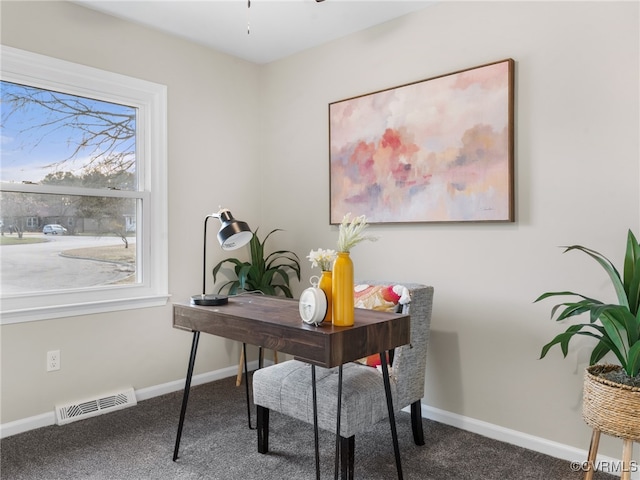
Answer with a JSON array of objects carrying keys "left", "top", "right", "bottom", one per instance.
[{"left": 47, "top": 350, "right": 60, "bottom": 372}]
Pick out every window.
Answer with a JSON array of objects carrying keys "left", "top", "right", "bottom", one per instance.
[{"left": 0, "top": 46, "right": 168, "bottom": 323}]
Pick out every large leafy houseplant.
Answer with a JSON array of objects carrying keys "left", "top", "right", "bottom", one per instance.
[
  {"left": 212, "top": 228, "right": 301, "bottom": 298},
  {"left": 536, "top": 230, "right": 640, "bottom": 382}
]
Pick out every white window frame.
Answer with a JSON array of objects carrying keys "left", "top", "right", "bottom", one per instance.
[{"left": 0, "top": 46, "right": 169, "bottom": 324}]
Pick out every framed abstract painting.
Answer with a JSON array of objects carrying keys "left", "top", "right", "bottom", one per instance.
[{"left": 329, "top": 59, "right": 515, "bottom": 224}]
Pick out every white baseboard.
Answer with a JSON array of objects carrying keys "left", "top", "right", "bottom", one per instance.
[
  {"left": 2, "top": 367, "right": 637, "bottom": 480},
  {"left": 134, "top": 362, "right": 245, "bottom": 402},
  {"left": 412, "top": 403, "right": 639, "bottom": 480},
  {"left": 0, "top": 360, "right": 259, "bottom": 439},
  {"left": 0, "top": 412, "right": 56, "bottom": 439}
]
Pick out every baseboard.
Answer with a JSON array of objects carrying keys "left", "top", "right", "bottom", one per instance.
[
  {"left": 0, "top": 412, "right": 56, "bottom": 439},
  {"left": 412, "top": 403, "right": 640, "bottom": 480},
  {"left": 0, "top": 360, "right": 260, "bottom": 439},
  {"left": 134, "top": 362, "right": 245, "bottom": 402}
]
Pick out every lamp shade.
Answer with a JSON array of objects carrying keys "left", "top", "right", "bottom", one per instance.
[
  {"left": 191, "top": 208, "right": 253, "bottom": 306},
  {"left": 217, "top": 210, "right": 253, "bottom": 250}
]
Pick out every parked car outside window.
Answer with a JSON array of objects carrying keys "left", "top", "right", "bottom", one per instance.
[{"left": 42, "top": 224, "right": 67, "bottom": 235}]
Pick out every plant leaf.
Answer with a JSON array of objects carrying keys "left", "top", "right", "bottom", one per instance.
[
  {"left": 535, "top": 291, "right": 586, "bottom": 303},
  {"left": 236, "top": 264, "right": 253, "bottom": 290},
  {"left": 276, "top": 284, "right": 293, "bottom": 297},
  {"left": 540, "top": 324, "right": 602, "bottom": 359},
  {"left": 627, "top": 341, "right": 640, "bottom": 377},
  {"left": 599, "top": 311, "right": 629, "bottom": 368},
  {"left": 549, "top": 300, "right": 600, "bottom": 322},
  {"left": 589, "top": 338, "right": 612, "bottom": 364},
  {"left": 216, "top": 279, "right": 239, "bottom": 295},
  {"left": 212, "top": 258, "right": 245, "bottom": 283},
  {"left": 627, "top": 256, "right": 640, "bottom": 316},
  {"left": 623, "top": 230, "right": 640, "bottom": 311},
  {"left": 562, "top": 244, "right": 627, "bottom": 308},
  {"left": 594, "top": 305, "right": 640, "bottom": 347}
]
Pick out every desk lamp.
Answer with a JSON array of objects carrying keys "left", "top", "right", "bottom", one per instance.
[{"left": 191, "top": 208, "right": 253, "bottom": 306}]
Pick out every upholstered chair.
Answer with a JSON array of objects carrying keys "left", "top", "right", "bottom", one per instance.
[{"left": 252, "top": 282, "right": 434, "bottom": 479}]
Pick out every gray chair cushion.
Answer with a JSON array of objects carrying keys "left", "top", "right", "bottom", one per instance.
[{"left": 253, "top": 360, "right": 395, "bottom": 438}]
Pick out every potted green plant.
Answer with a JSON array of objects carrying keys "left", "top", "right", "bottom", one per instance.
[
  {"left": 212, "top": 228, "right": 301, "bottom": 297},
  {"left": 536, "top": 229, "right": 640, "bottom": 382},
  {"left": 536, "top": 229, "right": 640, "bottom": 470}
]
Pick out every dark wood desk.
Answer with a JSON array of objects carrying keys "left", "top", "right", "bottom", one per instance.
[{"left": 172, "top": 294, "right": 410, "bottom": 478}]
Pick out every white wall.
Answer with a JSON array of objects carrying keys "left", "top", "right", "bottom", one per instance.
[
  {"left": 258, "top": 0, "right": 639, "bottom": 460},
  {"left": 1, "top": 0, "right": 639, "bottom": 464}
]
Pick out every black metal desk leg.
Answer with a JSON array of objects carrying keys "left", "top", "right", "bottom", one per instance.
[
  {"left": 334, "top": 365, "right": 343, "bottom": 480},
  {"left": 173, "top": 331, "right": 201, "bottom": 461},
  {"left": 312, "top": 365, "right": 320, "bottom": 480},
  {"left": 380, "top": 352, "right": 403, "bottom": 480},
  {"left": 243, "top": 343, "right": 255, "bottom": 429}
]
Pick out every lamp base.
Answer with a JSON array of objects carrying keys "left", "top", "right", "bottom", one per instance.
[{"left": 190, "top": 293, "right": 229, "bottom": 306}]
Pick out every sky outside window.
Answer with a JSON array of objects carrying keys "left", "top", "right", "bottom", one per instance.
[{"left": 1, "top": 80, "right": 137, "bottom": 186}]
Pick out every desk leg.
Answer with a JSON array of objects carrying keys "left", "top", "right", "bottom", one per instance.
[
  {"left": 173, "top": 331, "right": 200, "bottom": 461},
  {"left": 311, "top": 365, "right": 321, "bottom": 480},
  {"left": 380, "top": 352, "right": 403, "bottom": 480},
  {"left": 242, "top": 343, "right": 255, "bottom": 430},
  {"left": 334, "top": 365, "right": 343, "bottom": 480}
]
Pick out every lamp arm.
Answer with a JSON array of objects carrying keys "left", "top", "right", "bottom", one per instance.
[{"left": 201, "top": 213, "right": 221, "bottom": 296}]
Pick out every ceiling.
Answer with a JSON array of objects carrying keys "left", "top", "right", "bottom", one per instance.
[{"left": 73, "top": 0, "right": 436, "bottom": 65}]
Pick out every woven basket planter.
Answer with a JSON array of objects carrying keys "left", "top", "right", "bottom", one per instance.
[{"left": 582, "top": 364, "right": 640, "bottom": 441}]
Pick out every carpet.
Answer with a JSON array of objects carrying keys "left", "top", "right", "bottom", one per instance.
[{"left": 0, "top": 375, "right": 616, "bottom": 479}]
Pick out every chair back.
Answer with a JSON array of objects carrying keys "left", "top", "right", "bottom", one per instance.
[{"left": 357, "top": 281, "right": 434, "bottom": 408}]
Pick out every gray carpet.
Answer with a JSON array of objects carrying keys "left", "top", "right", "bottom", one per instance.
[{"left": 1, "top": 375, "right": 615, "bottom": 480}]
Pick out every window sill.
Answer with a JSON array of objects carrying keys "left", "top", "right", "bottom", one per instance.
[{"left": 0, "top": 294, "right": 171, "bottom": 324}]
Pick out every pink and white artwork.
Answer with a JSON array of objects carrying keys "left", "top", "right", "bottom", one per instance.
[{"left": 329, "top": 59, "right": 514, "bottom": 224}]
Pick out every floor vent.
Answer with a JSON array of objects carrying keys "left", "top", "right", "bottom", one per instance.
[{"left": 55, "top": 387, "right": 137, "bottom": 426}]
